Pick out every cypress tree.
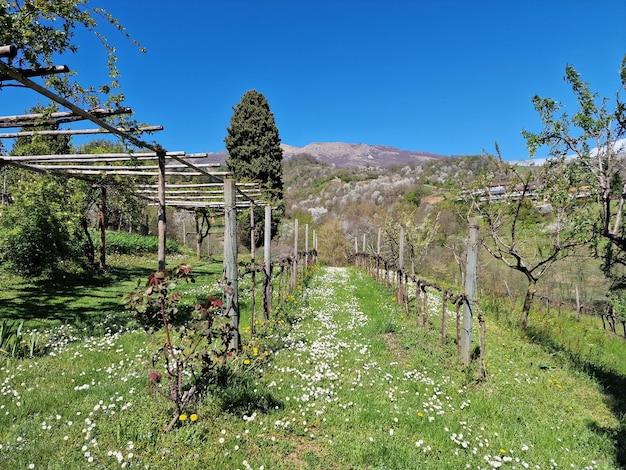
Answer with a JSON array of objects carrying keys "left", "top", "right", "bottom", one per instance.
[
  {"left": 224, "top": 90, "right": 284, "bottom": 244},
  {"left": 225, "top": 90, "right": 284, "bottom": 205}
]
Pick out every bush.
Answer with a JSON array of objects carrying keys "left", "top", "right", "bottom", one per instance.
[{"left": 91, "top": 231, "right": 184, "bottom": 255}]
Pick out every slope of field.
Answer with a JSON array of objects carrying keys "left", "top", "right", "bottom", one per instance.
[{"left": 0, "top": 265, "right": 623, "bottom": 468}]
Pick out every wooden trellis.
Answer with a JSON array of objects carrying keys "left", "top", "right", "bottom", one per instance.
[{"left": 0, "top": 45, "right": 279, "bottom": 352}]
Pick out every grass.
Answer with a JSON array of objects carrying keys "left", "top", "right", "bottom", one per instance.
[{"left": 0, "top": 260, "right": 625, "bottom": 469}]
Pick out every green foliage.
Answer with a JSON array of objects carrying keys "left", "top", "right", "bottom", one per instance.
[
  {"left": 403, "top": 187, "right": 423, "bottom": 206},
  {"left": 0, "top": 0, "right": 144, "bottom": 107},
  {"left": 383, "top": 207, "right": 440, "bottom": 269},
  {"left": 91, "top": 231, "right": 183, "bottom": 255},
  {"left": 123, "top": 265, "right": 234, "bottom": 431},
  {"left": 225, "top": 89, "right": 284, "bottom": 206},
  {"left": 10, "top": 104, "right": 72, "bottom": 156},
  {"left": 0, "top": 319, "right": 39, "bottom": 358},
  {"left": 0, "top": 172, "right": 92, "bottom": 277},
  {"left": 521, "top": 55, "right": 626, "bottom": 289},
  {"left": 317, "top": 217, "right": 351, "bottom": 265}
]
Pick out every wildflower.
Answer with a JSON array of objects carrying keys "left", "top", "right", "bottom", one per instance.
[
  {"left": 418, "top": 412, "right": 424, "bottom": 417},
  {"left": 253, "top": 347, "right": 259, "bottom": 356},
  {"left": 243, "top": 359, "right": 251, "bottom": 365},
  {"left": 179, "top": 414, "right": 187, "bottom": 421},
  {"left": 500, "top": 449, "right": 506, "bottom": 454},
  {"left": 190, "top": 414, "right": 198, "bottom": 422}
]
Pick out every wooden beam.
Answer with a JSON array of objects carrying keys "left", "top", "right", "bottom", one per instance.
[
  {"left": 0, "top": 65, "right": 69, "bottom": 82},
  {"left": 0, "top": 125, "right": 163, "bottom": 138},
  {"left": 0, "top": 108, "right": 132, "bottom": 128},
  {"left": 0, "top": 151, "right": 189, "bottom": 161},
  {"left": 0, "top": 45, "right": 17, "bottom": 58},
  {"left": 29, "top": 163, "right": 220, "bottom": 171}
]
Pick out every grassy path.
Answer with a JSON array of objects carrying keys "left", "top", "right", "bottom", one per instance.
[{"left": 0, "top": 266, "right": 622, "bottom": 469}]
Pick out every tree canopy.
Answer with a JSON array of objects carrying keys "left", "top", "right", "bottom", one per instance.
[
  {"left": 224, "top": 90, "right": 284, "bottom": 245},
  {"left": 522, "top": 55, "right": 626, "bottom": 289},
  {"left": 0, "top": 0, "right": 143, "bottom": 107},
  {"left": 224, "top": 90, "right": 284, "bottom": 204}
]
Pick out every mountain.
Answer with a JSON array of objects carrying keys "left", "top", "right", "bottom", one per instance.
[
  {"left": 202, "top": 143, "right": 449, "bottom": 169},
  {"left": 280, "top": 142, "right": 448, "bottom": 168}
]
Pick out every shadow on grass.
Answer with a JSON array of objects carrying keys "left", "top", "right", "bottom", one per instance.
[
  {"left": 527, "top": 326, "right": 626, "bottom": 468},
  {"left": 204, "top": 368, "right": 284, "bottom": 416},
  {"left": 0, "top": 264, "right": 156, "bottom": 327}
]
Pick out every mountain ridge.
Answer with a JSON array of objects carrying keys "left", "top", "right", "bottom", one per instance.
[{"left": 204, "top": 142, "right": 449, "bottom": 169}]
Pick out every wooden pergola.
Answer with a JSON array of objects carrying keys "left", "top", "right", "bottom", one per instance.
[{"left": 1, "top": 45, "right": 274, "bottom": 350}]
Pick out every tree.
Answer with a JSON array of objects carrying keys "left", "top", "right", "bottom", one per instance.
[
  {"left": 0, "top": 105, "right": 97, "bottom": 276},
  {"left": 0, "top": 171, "right": 91, "bottom": 277},
  {"left": 0, "top": 1, "right": 143, "bottom": 108},
  {"left": 224, "top": 90, "right": 284, "bottom": 242},
  {"left": 522, "top": 56, "right": 626, "bottom": 289},
  {"left": 382, "top": 207, "right": 440, "bottom": 274},
  {"left": 465, "top": 155, "right": 593, "bottom": 329},
  {"left": 317, "top": 217, "right": 351, "bottom": 266}
]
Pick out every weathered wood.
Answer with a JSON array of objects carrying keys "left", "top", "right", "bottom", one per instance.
[
  {"left": 292, "top": 219, "right": 299, "bottom": 292},
  {"left": 28, "top": 163, "right": 219, "bottom": 171},
  {"left": 441, "top": 290, "right": 449, "bottom": 345},
  {"left": 0, "top": 65, "right": 68, "bottom": 82},
  {"left": 157, "top": 151, "right": 167, "bottom": 271},
  {"left": 98, "top": 186, "right": 107, "bottom": 270},
  {"left": 0, "top": 151, "right": 186, "bottom": 161},
  {"left": 250, "top": 202, "right": 257, "bottom": 336},
  {"left": 224, "top": 179, "right": 240, "bottom": 351},
  {"left": 0, "top": 107, "right": 131, "bottom": 126},
  {"left": 461, "top": 218, "right": 479, "bottom": 366},
  {"left": 305, "top": 224, "right": 310, "bottom": 271},
  {"left": 263, "top": 204, "right": 272, "bottom": 323},
  {"left": 0, "top": 125, "right": 162, "bottom": 138},
  {"left": 0, "top": 45, "right": 17, "bottom": 58}
]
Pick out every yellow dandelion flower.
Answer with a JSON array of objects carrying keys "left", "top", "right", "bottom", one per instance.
[
  {"left": 264, "top": 350, "right": 269, "bottom": 356},
  {"left": 243, "top": 359, "right": 251, "bottom": 365},
  {"left": 190, "top": 414, "right": 198, "bottom": 422},
  {"left": 253, "top": 347, "right": 259, "bottom": 356},
  {"left": 179, "top": 414, "right": 188, "bottom": 421},
  {"left": 417, "top": 412, "right": 424, "bottom": 417},
  {"left": 499, "top": 449, "right": 506, "bottom": 454}
]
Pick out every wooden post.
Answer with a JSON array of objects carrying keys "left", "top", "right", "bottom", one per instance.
[
  {"left": 461, "top": 217, "right": 479, "bottom": 366},
  {"left": 362, "top": 233, "right": 366, "bottom": 252},
  {"left": 398, "top": 226, "right": 405, "bottom": 270},
  {"left": 224, "top": 178, "right": 240, "bottom": 351},
  {"left": 292, "top": 219, "right": 299, "bottom": 291},
  {"left": 441, "top": 290, "right": 449, "bottom": 344},
  {"left": 182, "top": 220, "right": 186, "bottom": 248},
  {"left": 305, "top": 223, "right": 309, "bottom": 271},
  {"left": 98, "top": 185, "right": 107, "bottom": 270},
  {"left": 576, "top": 286, "right": 581, "bottom": 322},
  {"left": 263, "top": 205, "right": 272, "bottom": 322},
  {"left": 157, "top": 150, "right": 167, "bottom": 270},
  {"left": 250, "top": 202, "right": 256, "bottom": 336}
]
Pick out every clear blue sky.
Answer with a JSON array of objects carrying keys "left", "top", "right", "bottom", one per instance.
[{"left": 3, "top": 0, "right": 626, "bottom": 160}]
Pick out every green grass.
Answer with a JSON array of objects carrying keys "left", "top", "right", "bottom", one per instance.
[{"left": 0, "top": 263, "right": 624, "bottom": 469}]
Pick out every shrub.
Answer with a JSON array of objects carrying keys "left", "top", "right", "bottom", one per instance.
[{"left": 91, "top": 231, "right": 184, "bottom": 255}]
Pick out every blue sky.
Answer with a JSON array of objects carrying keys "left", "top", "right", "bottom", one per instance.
[{"left": 3, "top": 0, "right": 626, "bottom": 160}]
